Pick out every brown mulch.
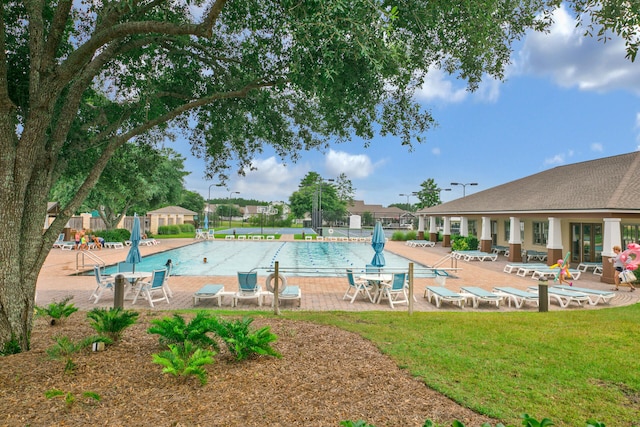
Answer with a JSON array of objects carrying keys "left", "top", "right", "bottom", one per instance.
[{"left": 0, "top": 312, "right": 496, "bottom": 427}]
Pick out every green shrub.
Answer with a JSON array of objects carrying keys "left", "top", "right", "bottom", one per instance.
[
  {"left": 178, "top": 223, "right": 195, "bottom": 233},
  {"left": 0, "top": 334, "right": 22, "bottom": 356},
  {"left": 35, "top": 296, "right": 78, "bottom": 325},
  {"left": 148, "top": 312, "right": 219, "bottom": 351},
  {"left": 406, "top": 230, "right": 417, "bottom": 240},
  {"left": 391, "top": 231, "right": 406, "bottom": 241},
  {"left": 95, "top": 229, "right": 130, "bottom": 242},
  {"left": 451, "top": 235, "right": 479, "bottom": 251},
  {"left": 213, "top": 317, "right": 281, "bottom": 361},
  {"left": 46, "top": 335, "right": 112, "bottom": 374},
  {"left": 87, "top": 308, "right": 139, "bottom": 342},
  {"left": 45, "top": 389, "right": 101, "bottom": 410},
  {"left": 152, "top": 341, "right": 215, "bottom": 385},
  {"left": 158, "top": 225, "right": 181, "bottom": 235}
]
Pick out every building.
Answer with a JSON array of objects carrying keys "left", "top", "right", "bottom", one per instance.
[{"left": 415, "top": 152, "right": 640, "bottom": 284}]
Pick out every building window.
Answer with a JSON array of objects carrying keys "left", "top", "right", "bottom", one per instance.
[
  {"left": 504, "top": 221, "right": 510, "bottom": 241},
  {"left": 532, "top": 221, "right": 548, "bottom": 246}
]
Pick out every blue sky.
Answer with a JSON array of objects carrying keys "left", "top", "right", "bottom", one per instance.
[{"left": 180, "top": 6, "right": 640, "bottom": 206}]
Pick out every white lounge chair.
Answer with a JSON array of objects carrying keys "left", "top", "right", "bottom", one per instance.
[
  {"left": 195, "top": 228, "right": 206, "bottom": 239},
  {"left": 424, "top": 286, "right": 465, "bottom": 308},
  {"left": 530, "top": 268, "right": 581, "bottom": 281},
  {"left": 504, "top": 263, "right": 546, "bottom": 274},
  {"left": 459, "top": 286, "right": 503, "bottom": 308},
  {"left": 553, "top": 285, "right": 615, "bottom": 305},
  {"left": 528, "top": 286, "right": 590, "bottom": 308},
  {"left": 576, "top": 262, "right": 603, "bottom": 276},
  {"left": 193, "top": 284, "right": 225, "bottom": 306},
  {"left": 265, "top": 273, "right": 301, "bottom": 307},
  {"left": 493, "top": 287, "right": 539, "bottom": 308}
]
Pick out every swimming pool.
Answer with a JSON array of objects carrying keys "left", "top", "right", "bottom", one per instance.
[{"left": 103, "top": 241, "right": 430, "bottom": 277}]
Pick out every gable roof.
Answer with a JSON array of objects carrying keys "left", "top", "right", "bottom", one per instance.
[
  {"left": 147, "top": 206, "right": 197, "bottom": 215},
  {"left": 417, "top": 151, "right": 640, "bottom": 216},
  {"left": 348, "top": 200, "right": 406, "bottom": 217}
]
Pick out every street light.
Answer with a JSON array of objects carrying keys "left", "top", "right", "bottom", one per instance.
[
  {"left": 207, "top": 183, "right": 223, "bottom": 229},
  {"left": 399, "top": 193, "right": 414, "bottom": 205},
  {"left": 450, "top": 182, "right": 477, "bottom": 197},
  {"left": 228, "top": 191, "right": 240, "bottom": 228}
]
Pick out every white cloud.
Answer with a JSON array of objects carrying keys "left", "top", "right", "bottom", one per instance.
[
  {"left": 415, "top": 66, "right": 468, "bottom": 103},
  {"left": 590, "top": 143, "right": 603, "bottom": 152},
  {"left": 236, "top": 157, "right": 305, "bottom": 201},
  {"left": 324, "top": 149, "right": 376, "bottom": 178},
  {"left": 431, "top": 147, "right": 441, "bottom": 155},
  {"left": 544, "top": 153, "right": 566, "bottom": 166},
  {"left": 515, "top": 5, "right": 640, "bottom": 94}
]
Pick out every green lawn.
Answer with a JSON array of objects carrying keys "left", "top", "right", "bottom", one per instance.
[{"left": 279, "top": 306, "right": 640, "bottom": 426}]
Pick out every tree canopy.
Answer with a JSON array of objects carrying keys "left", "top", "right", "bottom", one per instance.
[{"left": 1, "top": 0, "right": 636, "bottom": 350}]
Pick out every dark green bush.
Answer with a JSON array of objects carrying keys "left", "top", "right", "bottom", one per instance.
[
  {"left": 95, "top": 229, "right": 130, "bottom": 242},
  {"left": 158, "top": 225, "right": 181, "bottom": 235},
  {"left": 178, "top": 223, "right": 195, "bottom": 233}
]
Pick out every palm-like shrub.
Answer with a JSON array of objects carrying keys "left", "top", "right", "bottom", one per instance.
[
  {"left": 213, "top": 317, "right": 281, "bottom": 361},
  {"left": 152, "top": 341, "right": 215, "bottom": 385},
  {"left": 87, "top": 308, "right": 139, "bottom": 342},
  {"left": 35, "top": 296, "right": 78, "bottom": 325},
  {"left": 147, "top": 312, "right": 219, "bottom": 350}
]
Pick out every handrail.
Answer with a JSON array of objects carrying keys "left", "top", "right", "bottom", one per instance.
[
  {"left": 431, "top": 253, "right": 457, "bottom": 269},
  {"left": 76, "top": 250, "right": 106, "bottom": 271}
]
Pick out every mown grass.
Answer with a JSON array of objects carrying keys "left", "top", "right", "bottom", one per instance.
[{"left": 276, "top": 306, "right": 640, "bottom": 426}]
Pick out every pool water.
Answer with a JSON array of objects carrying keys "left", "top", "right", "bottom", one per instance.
[{"left": 103, "top": 241, "right": 429, "bottom": 277}]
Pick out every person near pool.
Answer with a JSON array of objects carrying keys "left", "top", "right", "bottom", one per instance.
[{"left": 611, "top": 245, "right": 636, "bottom": 291}]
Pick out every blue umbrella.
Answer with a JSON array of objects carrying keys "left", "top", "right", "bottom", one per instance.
[
  {"left": 203, "top": 213, "right": 209, "bottom": 230},
  {"left": 370, "top": 221, "right": 386, "bottom": 267},
  {"left": 125, "top": 214, "right": 142, "bottom": 272}
]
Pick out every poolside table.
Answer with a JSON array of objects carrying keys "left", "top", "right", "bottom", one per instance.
[{"left": 358, "top": 273, "right": 392, "bottom": 303}]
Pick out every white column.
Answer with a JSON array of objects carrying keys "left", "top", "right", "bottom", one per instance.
[
  {"left": 460, "top": 217, "right": 468, "bottom": 237},
  {"left": 547, "top": 217, "right": 563, "bottom": 249},
  {"left": 603, "top": 218, "right": 622, "bottom": 257},
  {"left": 509, "top": 217, "right": 521, "bottom": 244},
  {"left": 418, "top": 216, "right": 425, "bottom": 233},
  {"left": 443, "top": 217, "right": 451, "bottom": 235},
  {"left": 429, "top": 216, "right": 437, "bottom": 234},
  {"left": 481, "top": 217, "right": 491, "bottom": 240}
]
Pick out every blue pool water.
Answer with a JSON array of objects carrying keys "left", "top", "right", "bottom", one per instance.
[{"left": 103, "top": 241, "right": 429, "bottom": 277}]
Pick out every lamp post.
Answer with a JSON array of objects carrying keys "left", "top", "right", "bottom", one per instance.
[
  {"left": 313, "top": 178, "right": 334, "bottom": 233},
  {"left": 207, "top": 183, "right": 223, "bottom": 229},
  {"left": 228, "top": 191, "right": 240, "bottom": 228},
  {"left": 450, "top": 182, "right": 477, "bottom": 197}
]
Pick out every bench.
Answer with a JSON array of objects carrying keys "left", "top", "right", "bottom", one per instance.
[{"left": 193, "top": 284, "right": 225, "bottom": 306}]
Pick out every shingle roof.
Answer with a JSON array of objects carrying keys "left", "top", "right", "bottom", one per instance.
[
  {"left": 417, "top": 151, "right": 640, "bottom": 216},
  {"left": 147, "top": 206, "right": 197, "bottom": 215}
]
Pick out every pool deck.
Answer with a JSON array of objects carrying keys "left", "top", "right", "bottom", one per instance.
[{"left": 36, "top": 237, "right": 640, "bottom": 312}]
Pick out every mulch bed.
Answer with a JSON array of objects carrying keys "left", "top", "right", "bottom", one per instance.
[{"left": 0, "top": 312, "right": 495, "bottom": 426}]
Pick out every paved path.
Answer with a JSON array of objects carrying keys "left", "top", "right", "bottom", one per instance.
[{"left": 36, "top": 238, "right": 639, "bottom": 312}]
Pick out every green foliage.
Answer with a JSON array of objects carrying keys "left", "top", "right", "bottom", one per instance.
[
  {"left": 0, "top": 334, "right": 22, "bottom": 356},
  {"left": 451, "top": 235, "right": 479, "bottom": 251},
  {"left": 348, "top": 415, "right": 603, "bottom": 427},
  {"left": 152, "top": 341, "right": 215, "bottom": 385},
  {"left": 35, "top": 296, "right": 78, "bottom": 325},
  {"left": 45, "top": 389, "right": 101, "bottom": 410},
  {"left": 148, "top": 312, "right": 219, "bottom": 351},
  {"left": 158, "top": 225, "right": 182, "bottom": 235},
  {"left": 87, "top": 308, "right": 139, "bottom": 342},
  {"left": 391, "top": 231, "right": 418, "bottom": 241},
  {"left": 178, "top": 223, "right": 195, "bottom": 233},
  {"left": 213, "top": 317, "right": 281, "bottom": 361},
  {"left": 46, "top": 335, "right": 112, "bottom": 374},
  {"left": 95, "top": 229, "right": 130, "bottom": 243},
  {"left": 340, "top": 421, "right": 375, "bottom": 427}
]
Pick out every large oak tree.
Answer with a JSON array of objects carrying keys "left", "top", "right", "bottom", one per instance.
[{"left": 1, "top": 0, "right": 635, "bottom": 350}]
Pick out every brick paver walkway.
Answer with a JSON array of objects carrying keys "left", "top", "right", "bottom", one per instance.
[{"left": 35, "top": 238, "right": 639, "bottom": 312}]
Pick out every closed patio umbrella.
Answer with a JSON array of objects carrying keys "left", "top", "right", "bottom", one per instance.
[
  {"left": 370, "top": 221, "right": 386, "bottom": 267},
  {"left": 125, "top": 213, "right": 142, "bottom": 272},
  {"left": 203, "top": 214, "right": 209, "bottom": 230}
]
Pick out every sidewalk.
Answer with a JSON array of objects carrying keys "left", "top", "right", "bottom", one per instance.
[{"left": 35, "top": 238, "right": 639, "bottom": 312}]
